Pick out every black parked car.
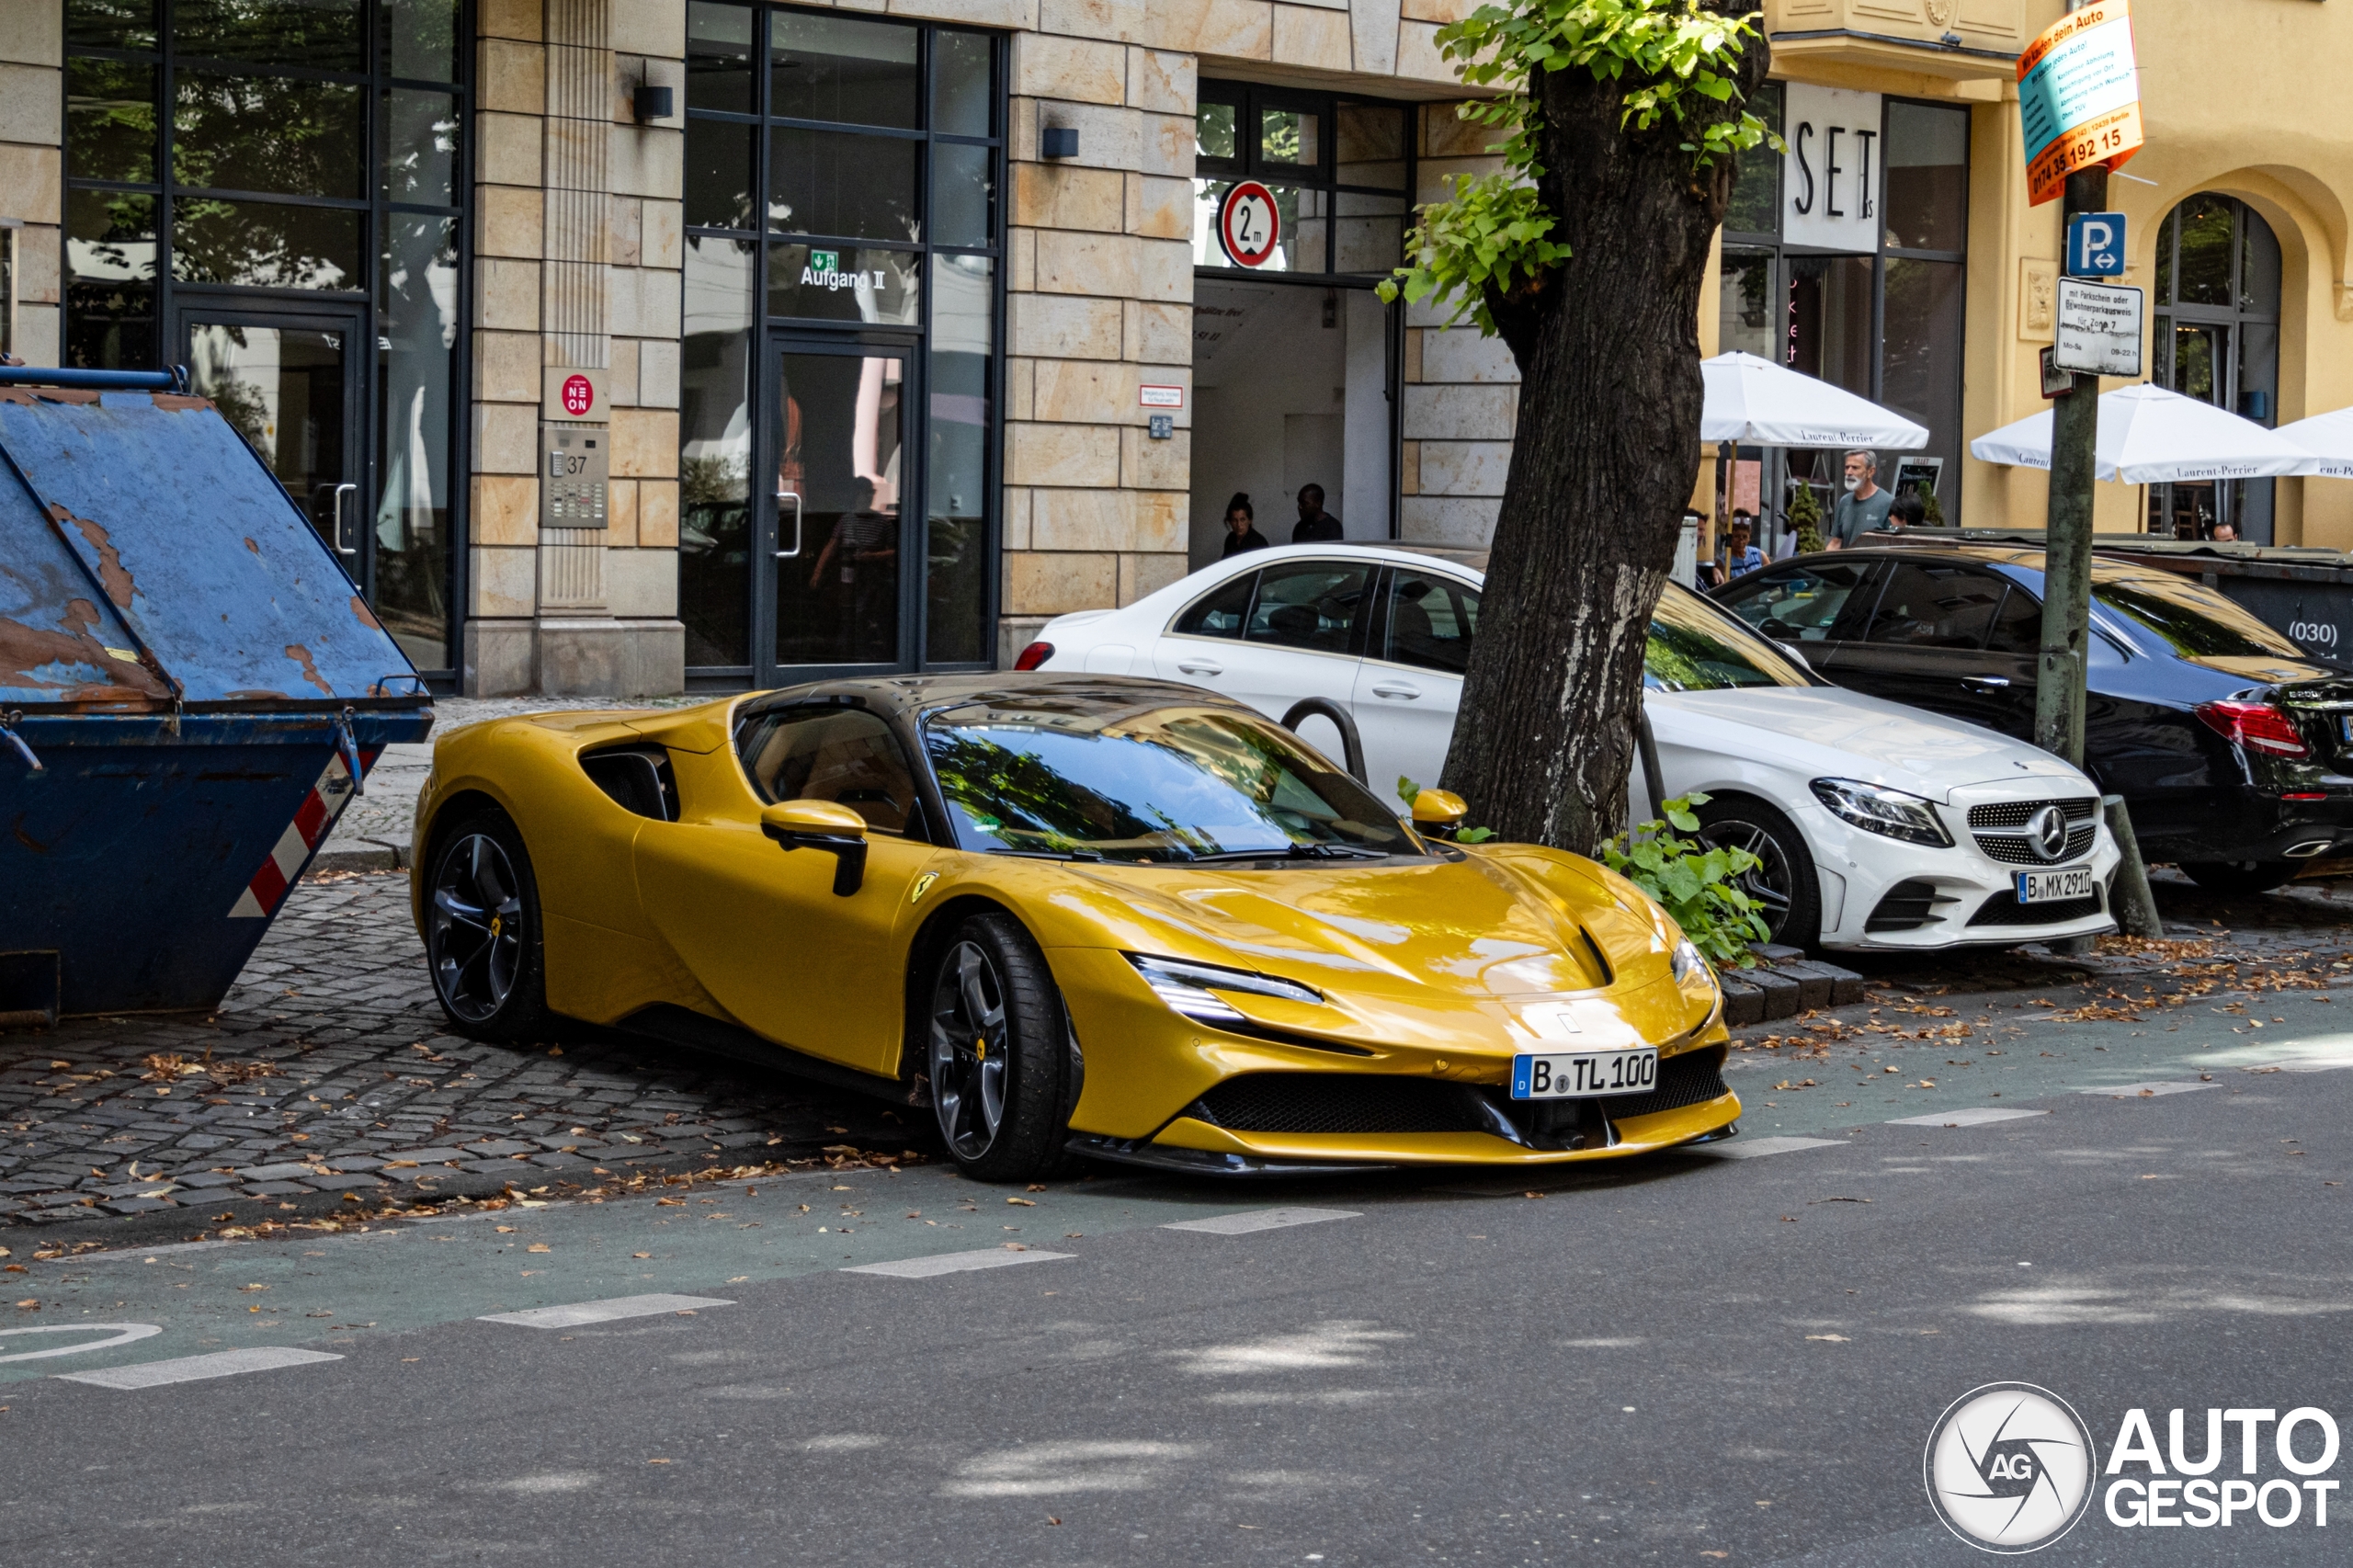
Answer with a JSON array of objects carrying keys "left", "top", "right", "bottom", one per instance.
[{"left": 1712, "top": 545, "right": 2353, "bottom": 893}]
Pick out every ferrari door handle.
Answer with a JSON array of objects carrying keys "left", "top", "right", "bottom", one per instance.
[
  {"left": 1370, "top": 681, "right": 1422, "bottom": 699},
  {"left": 1961, "top": 676, "right": 2012, "bottom": 691},
  {"left": 1176, "top": 659, "right": 1223, "bottom": 676}
]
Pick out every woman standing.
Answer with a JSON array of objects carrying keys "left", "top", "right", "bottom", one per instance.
[{"left": 1220, "top": 493, "right": 1269, "bottom": 559}]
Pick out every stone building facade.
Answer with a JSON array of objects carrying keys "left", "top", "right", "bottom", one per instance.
[{"left": 4, "top": 0, "right": 2349, "bottom": 696}]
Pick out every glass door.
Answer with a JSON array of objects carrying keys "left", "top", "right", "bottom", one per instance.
[
  {"left": 177, "top": 303, "right": 369, "bottom": 585},
  {"left": 765, "top": 340, "right": 915, "bottom": 680}
]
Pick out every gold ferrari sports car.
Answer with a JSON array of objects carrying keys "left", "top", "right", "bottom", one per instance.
[{"left": 411, "top": 675, "right": 1739, "bottom": 1180}]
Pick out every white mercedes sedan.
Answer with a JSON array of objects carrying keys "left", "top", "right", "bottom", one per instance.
[{"left": 1017, "top": 543, "right": 2120, "bottom": 954}]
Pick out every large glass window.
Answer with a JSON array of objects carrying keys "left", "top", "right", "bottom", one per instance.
[
  {"left": 683, "top": 4, "right": 1002, "bottom": 682},
  {"left": 1716, "top": 94, "right": 1968, "bottom": 550},
  {"left": 1192, "top": 83, "right": 1410, "bottom": 278},
  {"left": 63, "top": 0, "right": 466, "bottom": 677},
  {"left": 2147, "top": 194, "right": 2283, "bottom": 542}
]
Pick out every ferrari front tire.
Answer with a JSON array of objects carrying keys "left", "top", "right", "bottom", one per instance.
[
  {"left": 926, "top": 912, "right": 1071, "bottom": 1182},
  {"left": 424, "top": 807, "right": 551, "bottom": 1045}
]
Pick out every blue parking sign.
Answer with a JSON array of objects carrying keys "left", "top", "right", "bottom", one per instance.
[{"left": 2067, "top": 212, "right": 2126, "bottom": 278}]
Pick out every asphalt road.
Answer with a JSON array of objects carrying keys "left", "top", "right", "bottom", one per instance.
[{"left": 6, "top": 984, "right": 2352, "bottom": 1565}]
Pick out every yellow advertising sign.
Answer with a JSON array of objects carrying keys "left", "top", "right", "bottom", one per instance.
[{"left": 2018, "top": 0, "right": 2144, "bottom": 208}]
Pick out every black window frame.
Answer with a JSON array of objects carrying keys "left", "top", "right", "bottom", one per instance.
[
  {"left": 62, "top": 0, "right": 472, "bottom": 689},
  {"left": 1719, "top": 90, "right": 1970, "bottom": 536},
  {"left": 1193, "top": 79, "right": 1415, "bottom": 283},
  {"left": 682, "top": 2, "right": 1006, "bottom": 687}
]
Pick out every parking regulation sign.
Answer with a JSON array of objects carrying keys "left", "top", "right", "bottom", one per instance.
[
  {"left": 2053, "top": 278, "right": 2144, "bottom": 377},
  {"left": 1218, "top": 180, "right": 1281, "bottom": 267},
  {"left": 2066, "top": 212, "right": 2126, "bottom": 278}
]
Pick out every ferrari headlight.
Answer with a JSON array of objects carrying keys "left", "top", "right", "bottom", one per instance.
[
  {"left": 1127, "top": 954, "right": 1323, "bottom": 1025},
  {"left": 1671, "top": 937, "right": 1710, "bottom": 988},
  {"left": 1809, "top": 778, "right": 1952, "bottom": 847}
]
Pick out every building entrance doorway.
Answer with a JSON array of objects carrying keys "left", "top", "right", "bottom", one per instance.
[
  {"left": 762, "top": 340, "right": 915, "bottom": 680},
  {"left": 2147, "top": 193, "right": 2283, "bottom": 541},
  {"left": 1190, "top": 278, "right": 1394, "bottom": 567},
  {"left": 178, "top": 304, "right": 367, "bottom": 584}
]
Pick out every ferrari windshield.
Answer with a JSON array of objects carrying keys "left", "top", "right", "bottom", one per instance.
[{"left": 923, "top": 700, "right": 1420, "bottom": 862}]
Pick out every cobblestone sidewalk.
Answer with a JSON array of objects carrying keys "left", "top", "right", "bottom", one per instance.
[{"left": 0, "top": 872, "right": 926, "bottom": 1230}]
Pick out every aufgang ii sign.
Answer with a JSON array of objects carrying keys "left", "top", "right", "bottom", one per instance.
[{"left": 2018, "top": 0, "right": 2145, "bottom": 207}]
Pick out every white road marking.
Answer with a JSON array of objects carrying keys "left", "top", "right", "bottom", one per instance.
[
  {"left": 477, "top": 1293, "right": 733, "bottom": 1328},
  {"left": 1888, "top": 1108, "right": 2052, "bottom": 1127},
  {"left": 0, "top": 1324, "right": 163, "bottom": 1364},
  {"left": 1160, "top": 1208, "right": 1360, "bottom": 1235},
  {"left": 2075, "top": 1081, "right": 2219, "bottom": 1098},
  {"left": 843, "top": 1249, "right": 1074, "bottom": 1278},
  {"left": 69, "top": 1241, "right": 240, "bottom": 1265},
  {"left": 1694, "top": 1136, "right": 1842, "bottom": 1160},
  {"left": 56, "top": 1346, "right": 342, "bottom": 1390}
]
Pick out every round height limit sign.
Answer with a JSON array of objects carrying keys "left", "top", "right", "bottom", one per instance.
[{"left": 1218, "top": 181, "right": 1281, "bottom": 267}]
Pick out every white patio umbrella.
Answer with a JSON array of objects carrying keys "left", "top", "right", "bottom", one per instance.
[
  {"left": 1699, "top": 351, "right": 1930, "bottom": 450},
  {"left": 2278, "top": 406, "right": 2353, "bottom": 480},
  {"left": 1968, "top": 382, "right": 2314, "bottom": 483}
]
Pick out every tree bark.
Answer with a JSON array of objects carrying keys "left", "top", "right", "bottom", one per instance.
[{"left": 1437, "top": 11, "right": 1769, "bottom": 856}]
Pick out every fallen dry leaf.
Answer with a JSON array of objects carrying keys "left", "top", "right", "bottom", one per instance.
[
  {"left": 527, "top": 1244, "right": 551, "bottom": 1254},
  {"left": 632, "top": 1252, "right": 652, "bottom": 1259},
  {"left": 1006, "top": 1197, "right": 1035, "bottom": 1207},
  {"left": 494, "top": 1225, "right": 517, "bottom": 1233},
  {"left": 1002, "top": 1242, "right": 1029, "bottom": 1252}
]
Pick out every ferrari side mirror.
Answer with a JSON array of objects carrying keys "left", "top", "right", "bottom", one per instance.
[
  {"left": 1411, "top": 788, "right": 1468, "bottom": 839},
  {"left": 760, "top": 799, "right": 870, "bottom": 896}
]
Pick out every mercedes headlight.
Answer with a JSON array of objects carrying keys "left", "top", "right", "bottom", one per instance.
[
  {"left": 1809, "top": 778, "right": 1952, "bottom": 847},
  {"left": 1127, "top": 954, "right": 1323, "bottom": 1026}
]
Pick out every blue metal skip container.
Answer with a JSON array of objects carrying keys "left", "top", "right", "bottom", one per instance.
[{"left": 0, "top": 370, "right": 433, "bottom": 1018}]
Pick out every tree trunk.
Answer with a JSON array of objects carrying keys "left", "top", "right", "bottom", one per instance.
[{"left": 1438, "top": 15, "right": 1768, "bottom": 856}]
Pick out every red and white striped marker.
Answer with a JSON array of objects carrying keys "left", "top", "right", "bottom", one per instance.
[{"left": 226, "top": 745, "right": 379, "bottom": 919}]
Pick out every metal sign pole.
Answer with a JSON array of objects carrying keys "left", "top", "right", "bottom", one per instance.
[{"left": 2030, "top": 0, "right": 2164, "bottom": 939}]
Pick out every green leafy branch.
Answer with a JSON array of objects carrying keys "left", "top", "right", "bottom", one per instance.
[
  {"left": 1377, "top": 0, "right": 1777, "bottom": 331},
  {"left": 1601, "top": 791, "right": 1769, "bottom": 967}
]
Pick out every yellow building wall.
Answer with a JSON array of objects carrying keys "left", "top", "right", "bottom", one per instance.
[{"left": 1740, "top": 0, "right": 2353, "bottom": 546}]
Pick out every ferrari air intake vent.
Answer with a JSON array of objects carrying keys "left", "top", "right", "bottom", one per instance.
[
  {"left": 1188, "top": 1074, "right": 1488, "bottom": 1135},
  {"left": 1597, "top": 1051, "right": 1730, "bottom": 1120}
]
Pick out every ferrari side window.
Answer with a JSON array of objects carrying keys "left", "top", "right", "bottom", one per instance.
[
  {"left": 1172, "top": 571, "right": 1256, "bottom": 638},
  {"left": 738, "top": 707, "right": 920, "bottom": 835}
]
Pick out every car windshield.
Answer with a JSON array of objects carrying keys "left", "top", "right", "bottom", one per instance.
[
  {"left": 1646, "top": 584, "right": 1812, "bottom": 690},
  {"left": 2092, "top": 571, "right": 2309, "bottom": 661},
  {"left": 923, "top": 699, "right": 1420, "bottom": 863}
]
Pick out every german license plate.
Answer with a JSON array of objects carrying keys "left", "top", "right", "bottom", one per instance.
[
  {"left": 1510, "top": 1048, "right": 1658, "bottom": 1100},
  {"left": 2016, "top": 865, "right": 2096, "bottom": 903}
]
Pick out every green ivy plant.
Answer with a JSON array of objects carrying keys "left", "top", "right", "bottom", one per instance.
[
  {"left": 1376, "top": 0, "right": 1777, "bottom": 331},
  {"left": 1601, "top": 791, "right": 1769, "bottom": 967},
  {"left": 1396, "top": 776, "right": 1496, "bottom": 845}
]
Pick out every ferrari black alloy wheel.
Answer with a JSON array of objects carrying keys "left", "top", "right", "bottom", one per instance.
[
  {"left": 1692, "top": 795, "right": 1821, "bottom": 950},
  {"left": 926, "top": 912, "right": 1072, "bottom": 1181},
  {"left": 426, "top": 810, "right": 549, "bottom": 1043}
]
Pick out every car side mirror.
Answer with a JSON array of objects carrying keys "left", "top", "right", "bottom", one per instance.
[
  {"left": 1411, "top": 788, "right": 1468, "bottom": 840},
  {"left": 760, "top": 799, "right": 869, "bottom": 896}
]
